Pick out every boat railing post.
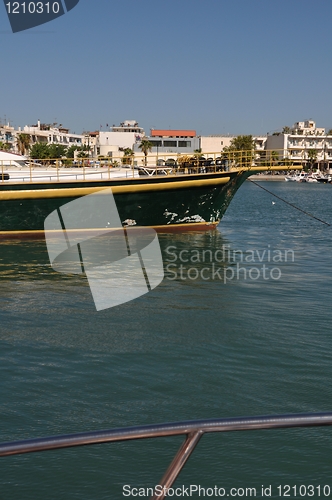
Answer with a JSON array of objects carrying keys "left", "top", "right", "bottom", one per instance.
[
  {"left": 29, "top": 158, "right": 32, "bottom": 182},
  {"left": 56, "top": 159, "right": 59, "bottom": 182},
  {"left": 151, "top": 431, "right": 203, "bottom": 500},
  {"left": 1, "top": 160, "right": 3, "bottom": 183}
]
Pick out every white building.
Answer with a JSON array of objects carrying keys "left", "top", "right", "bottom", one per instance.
[
  {"left": 200, "top": 135, "right": 234, "bottom": 154},
  {"left": 200, "top": 135, "right": 267, "bottom": 154},
  {"left": 98, "top": 120, "right": 145, "bottom": 157},
  {"left": 266, "top": 120, "right": 332, "bottom": 170},
  {"left": 0, "top": 123, "right": 15, "bottom": 150},
  {"left": 21, "top": 120, "right": 83, "bottom": 149},
  {"left": 81, "top": 131, "right": 100, "bottom": 157}
]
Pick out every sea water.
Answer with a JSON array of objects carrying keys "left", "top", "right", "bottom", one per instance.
[{"left": 1, "top": 181, "right": 332, "bottom": 499}]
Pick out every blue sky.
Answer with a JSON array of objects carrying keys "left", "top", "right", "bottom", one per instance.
[{"left": 1, "top": 0, "right": 332, "bottom": 136}]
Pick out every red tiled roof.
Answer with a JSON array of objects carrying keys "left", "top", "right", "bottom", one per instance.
[{"left": 151, "top": 129, "right": 196, "bottom": 137}]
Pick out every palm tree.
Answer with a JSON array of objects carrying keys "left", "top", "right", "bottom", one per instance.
[
  {"left": 271, "top": 150, "right": 279, "bottom": 165},
  {"left": 0, "top": 141, "right": 11, "bottom": 151},
  {"left": 306, "top": 149, "right": 318, "bottom": 170},
  {"left": 122, "top": 148, "right": 134, "bottom": 165},
  {"left": 139, "top": 137, "right": 153, "bottom": 166},
  {"left": 223, "top": 135, "right": 255, "bottom": 168},
  {"left": 16, "top": 133, "right": 31, "bottom": 156}
]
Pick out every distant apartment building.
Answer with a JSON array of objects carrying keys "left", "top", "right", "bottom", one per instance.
[
  {"left": 1, "top": 120, "right": 83, "bottom": 154},
  {"left": 0, "top": 123, "right": 15, "bottom": 149},
  {"left": 266, "top": 120, "right": 332, "bottom": 169},
  {"left": 82, "top": 131, "right": 100, "bottom": 157},
  {"left": 21, "top": 120, "right": 83, "bottom": 149}
]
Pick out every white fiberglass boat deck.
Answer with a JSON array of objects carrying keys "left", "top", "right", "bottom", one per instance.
[{"left": 1, "top": 167, "right": 139, "bottom": 183}]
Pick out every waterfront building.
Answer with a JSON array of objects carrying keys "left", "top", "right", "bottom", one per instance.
[
  {"left": 265, "top": 121, "right": 332, "bottom": 170},
  {"left": 138, "top": 129, "right": 200, "bottom": 155},
  {"left": 199, "top": 135, "right": 267, "bottom": 155},
  {"left": 0, "top": 123, "right": 15, "bottom": 150},
  {"left": 82, "top": 131, "right": 100, "bottom": 158},
  {"left": 20, "top": 120, "right": 83, "bottom": 149},
  {"left": 200, "top": 135, "right": 234, "bottom": 154},
  {"left": 98, "top": 121, "right": 145, "bottom": 158},
  {"left": 131, "top": 129, "right": 200, "bottom": 166}
]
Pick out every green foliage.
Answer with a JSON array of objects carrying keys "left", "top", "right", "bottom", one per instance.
[
  {"left": 122, "top": 148, "right": 134, "bottom": 165},
  {"left": 0, "top": 141, "right": 11, "bottom": 151},
  {"left": 66, "top": 145, "right": 79, "bottom": 158},
  {"left": 227, "top": 135, "right": 255, "bottom": 151},
  {"left": 223, "top": 135, "right": 255, "bottom": 167},
  {"left": 48, "top": 144, "right": 68, "bottom": 159},
  {"left": 22, "top": 141, "right": 92, "bottom": 162},
  {"left": 30, "top": 142, "right": 68, "bottom": 160},
  {"left": 279, "top": 157, "right": 293, "bottom": 166},
  {"left": 76, "top": 145, "right": 91, "bottom": 158},
  {"left": 307, "top": 149, "right": 318, "bottom": 168},
  {"left": 327, "top": 129, "right": 332, "bottom": 136},
  {"left": 30, "top": 142, "right": 51, "bottom": 159},
  {"left": 282, "top": 126, "right": 292, "bottom": 134},
  {"left": 17, "top": 133, "right": 31, "bottom": 155}
]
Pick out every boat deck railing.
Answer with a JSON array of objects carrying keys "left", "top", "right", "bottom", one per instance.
[
  {"left": 0, "top": 149, "right": 304, "bottom": 184},
  {"left": 1, "top": 412, "right": 332, "bottom": 500}
]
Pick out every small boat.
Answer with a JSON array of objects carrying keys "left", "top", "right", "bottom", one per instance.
[
  {"left": 285, "top": 171, "right": 307, "bottom": 182},
  {"left": 306, "top": 174, "right": 318, "bottom": 183},
  {"left": 316, "top": 174, "right": 330, "bottom": 183},
  {"left": 306, "top": 171, "right": 330, "bottom": 183}
]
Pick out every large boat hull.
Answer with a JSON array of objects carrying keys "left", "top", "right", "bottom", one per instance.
[{"left": 0, "top": 170, "right": 251, "bottom": 238}]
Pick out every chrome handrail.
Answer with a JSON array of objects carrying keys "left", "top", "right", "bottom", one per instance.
[{"left": 1, "top": 412, "right": 332, "bottom": 500}]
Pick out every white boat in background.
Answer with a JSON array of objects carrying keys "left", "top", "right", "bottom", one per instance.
[
  {"left": 0, "top": 150, "right": 27, "bottom": 168},
  {"left": 285, "top": 171, "right": 307, "bottom": 182},
  {"left": 305, "top": 170, "right": 330, "bottom": 183},
  {"left": 285, "top": 169, "right": 332, "bottom": 184}
]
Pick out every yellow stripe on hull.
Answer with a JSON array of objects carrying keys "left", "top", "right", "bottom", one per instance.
[
  {"left": 0, "top": 220, "right": 220, "bottom": 240},
  {"left": 0, "top": 176, "right": 231, "bottom": 201}
]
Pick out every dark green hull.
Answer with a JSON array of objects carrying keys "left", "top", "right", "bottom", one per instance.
[{"left": 0, "top": 171, "right": 251, "bottom": 237}]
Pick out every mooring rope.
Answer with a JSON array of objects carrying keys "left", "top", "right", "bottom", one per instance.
[{"left": 248, "top": 179, "right": 331, "bottom": 227}]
